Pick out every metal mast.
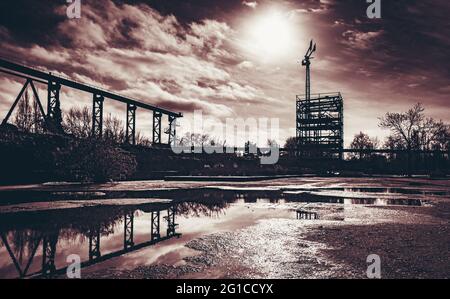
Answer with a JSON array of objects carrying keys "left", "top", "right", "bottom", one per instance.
[
  {"left": 302, "top": 40, "right": 316, "bottom": 102},
  {"left": 301, "top": 40, "right": 316, "bottom": 141}
]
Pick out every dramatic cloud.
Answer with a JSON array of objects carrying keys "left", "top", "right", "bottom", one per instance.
[{"left": 0, "top": 0, "right": 449, "bottom": 146}]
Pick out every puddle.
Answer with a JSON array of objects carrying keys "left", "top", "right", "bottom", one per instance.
[
  {"left": 1, "top": 182, "right": 447, "bottom": 278},
  {"left": 0, "top": 199, "right": 293, "bottom": 279}
]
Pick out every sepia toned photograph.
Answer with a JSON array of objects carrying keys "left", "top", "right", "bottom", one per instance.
[{"left": 0, "top": 0, "right": 448, "bottom": 287}]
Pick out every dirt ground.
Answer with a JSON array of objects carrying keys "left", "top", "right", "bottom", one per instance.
[
  {"left": 1, "top": 176, "right": 448, "bottom": 279},
  {"left": 82, "top": 187, "right": 450, "bottom": 279}
]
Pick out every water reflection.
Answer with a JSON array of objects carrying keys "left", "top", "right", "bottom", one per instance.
[
  {"left": 0, "top": 202, "right": 185, "bottom": 279},
  {"left": 0, "top": 188, "right": 427, "bottom": 278},
  {"left": 0, "top": 187, "right": 431, "bottom": 207}
]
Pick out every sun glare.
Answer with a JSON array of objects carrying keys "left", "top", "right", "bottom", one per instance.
[{"left": 248, "top": 11, "right": 293, "bottom": 57}]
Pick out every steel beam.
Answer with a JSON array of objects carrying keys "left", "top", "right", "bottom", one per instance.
[
  {"left": 0, "top": 233, "right": 42, "bottom": 278},
  {"left": 92, "top": 94, "right": 104, "bottom": 138},
  {"left": 125, "top": 103, "right": 137, "bottom": 145},
  {"left": 0, "top": 58, "right": 182, "bottom": 118},
  {"left": 88, "top": 229, "right": 101, "bottom": 261},
  {"left": 151, "top": 211, "right": 161, "bottom": 241},
  {"left": 124, "top": 211, "right": 134, "bottom": 250},
  {"left": 1, "top": 79, "right": 29, "bottom": 125},
  {"left": 46, "top": 80, "right": 63, "bottom": 133},
  {"left": 153, "top": 111, "right": 162, "bottom": 145}
]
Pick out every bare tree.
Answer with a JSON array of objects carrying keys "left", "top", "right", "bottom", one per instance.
[
  {"left": 379, "top": 103, "right": 425, "bottom": 152},
  {"left": 380, "top": 103, "right": 448, "bottom": 151},
  {"left": 415, "top": 118, "right": 449, "bottom": 150},
  {"left": 284, "top": 137, "right": 297, "bottom": 149},
  {"left": 135, "top": 131, "right": 151, "bottom": 147},
  {"left": 63, "top": 106, "right": 92, "bottom": 139},
  {"left": 102, "top": 114, "right": 125, "bottom": 143},
  {"left": 350, "top": 131, "right": 378, "bottom": 160},
  {"left": 179, "top": 132, "right": 212, "bottom": 147},
  {"left": 63, "top": 107, "right": 150, "bottom": 145},
  {"left": 14, "top": 90, "right": 43, "bottom": 133},
  {"left": 267, "top": 139, "right": 279, "bottom": 148},
  {"left": 379, "top": 103, "right": 449, "bottom": 174}
]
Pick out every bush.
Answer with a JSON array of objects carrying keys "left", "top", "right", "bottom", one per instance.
[{"left": 57, "top": 138, "right": 137, "bottom": 183}]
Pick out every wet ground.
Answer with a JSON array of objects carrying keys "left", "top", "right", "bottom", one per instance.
[{"left": 0, "top": 177, "right": 448, "bottom": 279}]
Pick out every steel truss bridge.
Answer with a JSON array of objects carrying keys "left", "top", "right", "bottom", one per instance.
[{"left": 0, "top": 58, "right": 182, "bottom": 146}]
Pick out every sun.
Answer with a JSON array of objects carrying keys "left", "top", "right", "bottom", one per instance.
[{"left": 248, "top": 11, "right": 293, "bottom": 57}]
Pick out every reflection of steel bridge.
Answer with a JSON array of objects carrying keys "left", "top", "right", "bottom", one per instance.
[
  {"left": 0, "top": 58, "right": 182, "bottom": 146},
  {"left": 0, "top": 204, "right": 180, "bottom": 279}
]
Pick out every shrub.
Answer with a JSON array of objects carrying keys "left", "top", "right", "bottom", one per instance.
[{"left": 57, "top": 138, "right": 137, "bottom": 183}]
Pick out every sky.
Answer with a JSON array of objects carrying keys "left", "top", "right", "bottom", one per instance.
[{"left": 0, "top": 0, "right": 449, "bottom": 146}]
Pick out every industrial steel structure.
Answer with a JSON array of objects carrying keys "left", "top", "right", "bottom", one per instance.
[
  {"left": 296, "top": 93, "right": 344, "bottom": 159},
  {"left": 0, "top": 58, "right": 182, "bottom": 146},
  {"left": 297, "top": 41, "right": 344, "bottom": 159}
]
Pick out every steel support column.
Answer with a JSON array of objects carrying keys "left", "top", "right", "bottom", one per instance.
[
  {"left": 46, "top": 80, "right": 63, "bottom": 133},
  {"left": 167, "top": 115, "right": 177, "bottom": 146},
  {"left": 88, "top": 229, "right": 101, "bottom": 261},
  {"left": 29, "top": 81, "right": 46, "bottom": 132},
  {"left": 125, "top": 103, "right": 137, "bottom": 145},
  {"left": 92, "top": 94, "right": 104, "bottom": 138},
  {"left": 124, "top": 211, "right": 134, "bottom": 250},
  {"left": 152, "top": 111, "right": 162, "bottom": 145},
  {"left": 42, "top": 233, "right": 58, "bottom": 277},
  {"left": 151, "top": 211, "right": 160, "bottom": 241}
]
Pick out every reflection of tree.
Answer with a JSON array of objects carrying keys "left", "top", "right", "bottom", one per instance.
[
  {"left": 1, "top": 229, "right": 42, "bottom": 264},
  {"left": 176, "top": 200, "right": 229, "bottom": 218}
]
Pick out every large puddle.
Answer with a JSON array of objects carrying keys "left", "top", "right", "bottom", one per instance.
[{"left": 0, "top": 185, "right": 442, "bottom": 279}]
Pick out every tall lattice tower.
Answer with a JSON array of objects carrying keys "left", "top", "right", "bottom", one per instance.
[{"left": 296, "top": 41, "right": 344, "bottom": 159}]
